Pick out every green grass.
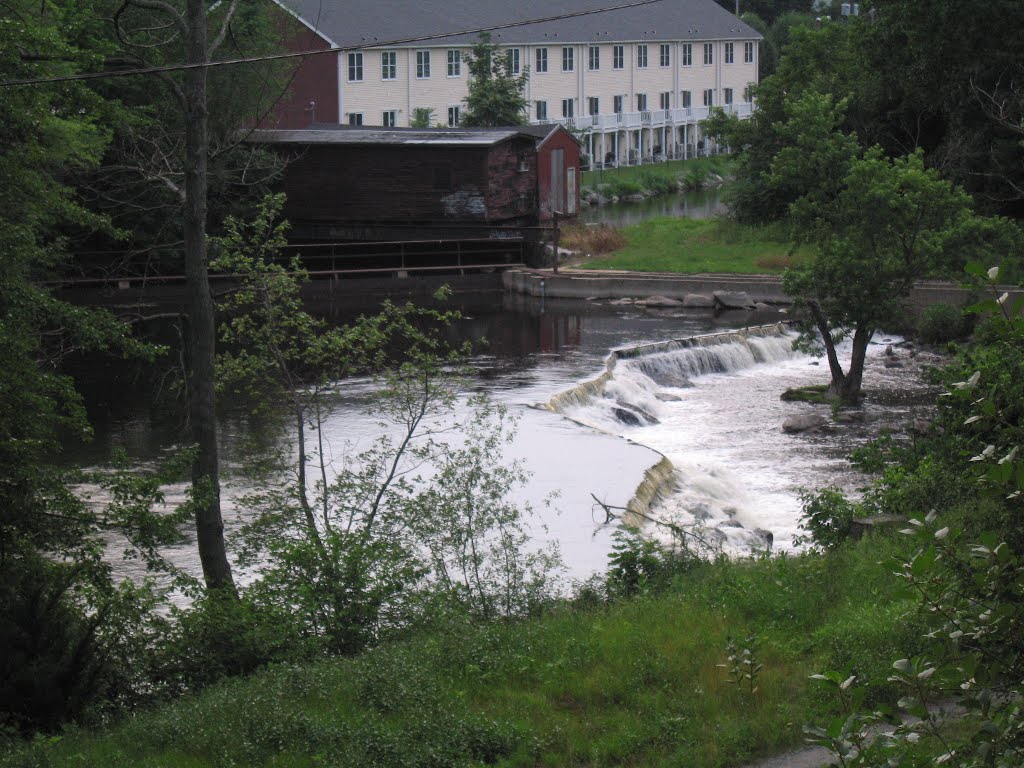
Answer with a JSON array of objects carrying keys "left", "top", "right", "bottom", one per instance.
[
  {"left": 581, "top": 156, "right": 733, "bottom": 190},
  {"left": 2, "top": 536, "right": 926, "bottom": 768},
  {"left": 577, "top": 217, "right": 813, "bottom": 274}
]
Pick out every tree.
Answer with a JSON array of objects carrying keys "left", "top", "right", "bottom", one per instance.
[
  {"left": 783, "top": 148, "right": 1018, "bottom": 402},
  {"left": 461, "top": 33, "right": 528, "bottom": 127}
]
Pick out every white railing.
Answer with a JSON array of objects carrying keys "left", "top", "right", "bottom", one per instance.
[{"left": 534, "top": 103, "right": 740, "bottom": 132}]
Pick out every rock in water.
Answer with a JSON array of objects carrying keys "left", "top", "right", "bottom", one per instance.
[
  {"left": 713, "top": 291, "right": 756, "bottom": 310},
  {"left": 655, "top": 392, "right": 683, "bottom": 402},
  {"left": 612, "top": 407, "right": 642, "bottom": 426},
  {"left": 782, "top": 414, "right": 828, "bottom": 433},
  {"left": 642, "top": 295, "right": 683, "bottom": 307},
  {"left": 682, "top": 293, "right": 715, "bottom": 308}
]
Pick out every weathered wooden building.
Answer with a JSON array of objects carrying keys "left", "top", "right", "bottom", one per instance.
[{"left": 249, "top": 125, "right": 580, "bottom": 268}]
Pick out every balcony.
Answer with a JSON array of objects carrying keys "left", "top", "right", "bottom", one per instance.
[{"left": 534, "top": 103, "right": 750, "bottom": 132}]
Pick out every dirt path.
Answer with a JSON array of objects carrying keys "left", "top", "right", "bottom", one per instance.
[{"left": 739, "top": 746, "right": 832, "bottom": 768}]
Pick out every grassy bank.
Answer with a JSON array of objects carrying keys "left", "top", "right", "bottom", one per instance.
[
  {"left": 3, "top": 536, "right": 925, "bottom": 768},
  {"left": 573, "top": 217, "right": 812, "bottom": 274},
  {"left": 581, "top": 156, "right": 733, "bottom": 194}
]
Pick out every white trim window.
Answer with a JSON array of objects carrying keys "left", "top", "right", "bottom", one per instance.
[
  {"left": 562, "top": 46, "right": 574, "bottom": 72},
  {"left": 416, "top": 50, "right": 431, "bottom": 78},
  {"left": 703, "top": 43, "right": 713, "bottom": 65},
  {"left": 613, "top": 94, "right": 623, "bottom": 113},
  {"left": 637, "top": 44, "right": 648, "bottom": 68},
  {"left": 659, "top": 91, "right": 670, "bottom": 109},
  {"left": 659, "top": 44, "right": 670, "bottom": 67},
  {"left": 382, "top": 110, "right": 397, "bottom": 127},
  {"left": 588, "top": 46, "right": 600, "bottom": 71},
  {"left": 588, "top": 96, "right": 599, "bottom": 115},
  {"left": 561, "top": 98, "right": 574, "bottom": 118},
  {"left": 744, "top": 41, "right": 754, "bottom": 63},
  {"left": 612, "top": 44, "right": 624, "bottom": 69},
  {"left": 447, "top": 105, "right": 460, "bottom": 126},
  {"left": 536, "top": 100, "right": 547, "bottom": 120},
  {"left": 681, "top": 90, "right": 692, "bottom": 108},
  {"left": 681, "top": 43, "right": 692, "bottom": 67},
  {"left": 636, "top": 92, "right": 647, "bottom": 111},
  {"left": 724, "top": 88, "right": 734, "bottom": 105},
  {"left": 506, "top": 48, "right": 520, "bottom": 74},
  {"left": 447, "top": 50, "right": 461, "bottom": 77},
  {"left": 381, "top": 51, "right": 397, "bottom": 80},
  {"left": 347, "top": 52, "right": 363, "bottom": 82},
  {"left": 347, "top": 112, "right": 363, "bottom": 126},
  {"left": 703, "top": 88, "right": 714, "bottom": 106},
  {"left": 536, "top": 47, "right": 548, "bottom": 73},
  {"left": 725, "top": 42, "right": 734, "bottom": 64}
]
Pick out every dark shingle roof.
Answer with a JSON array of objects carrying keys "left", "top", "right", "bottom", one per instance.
[
  {"left": 275, "top": 0, "right": 761, "bottom": 49},
  {"left": 248, "top": 126, "right": 536, "bottom": 146}
]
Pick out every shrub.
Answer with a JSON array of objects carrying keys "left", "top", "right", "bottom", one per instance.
[
  {"left": 795, "top": 487, "right": 857, "bottom": 549},
  {"left": 560, "top": 223, "right": 627, "bottom": 255},
  {"left": 915, "top": 302, "right": 967, "bottom": 344}
]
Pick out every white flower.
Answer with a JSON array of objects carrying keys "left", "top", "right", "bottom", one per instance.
[
  {"left": 964, "top": 415, "right": 982, "bottom": 425},
  {"left": 987, "top": 266, "right": 1000, "bottom": 281},
  {"left": 998, "top": 446, "right": 1019, "bottom": 465},
  {"left": 935, "top": 527, "right": 949, "bottom": 540},
  {"left": 970, "top": 445, "right": 996, "bottom": 462},
  {"left": 952, "top": 371, "right": 981, "bottom": 390},
  {"left": 997, "top": 292, "right": 1010, "bottom": 305}
]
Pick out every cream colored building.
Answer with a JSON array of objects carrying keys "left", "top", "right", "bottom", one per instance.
[{"left": 277, "top": 0, "right": 760, "bottom": 166}]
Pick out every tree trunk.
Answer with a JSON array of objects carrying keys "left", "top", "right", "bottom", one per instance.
[
  {"left": 810, "top": 303, "right": 870, "bottom": 403},
  {"left": 184, "top": 0, "right": 235, "bottom": 593}
]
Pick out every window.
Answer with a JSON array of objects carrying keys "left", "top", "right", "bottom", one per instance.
[
  {"left": 561, "top": 98, "right": 574, "bottom": 118},
  {"left": 506, "top": 48, "right": 520, "bottom": 74},
  {"left": 382, "top": 110, "right": 396, "bottom": 127},
  {"left": 660, "top": 44, "right": 670, "bottom": 67},
  {"left": 659, "top": 91, "right": 671, "bottom": 109},
  {"left": 681, "top": 43, "right": 692, "bottom": 66},
  {"left": 562, "top": 46, "right": 574, "bottom": 72},
  {"left": 744, "top": 41, "right": 754, "bottom": 63},
  {"left": 588, "top": 96, "right": 599, "bottom": 115},
  {"left": 588, "top": 46, "right": 600, "bottom": 71},
  {"left": 347, "top": 112, "right": 363, "bottom": 126},
  {"left": 724, "top": 88, "right": 734, "bottom": 105},
  {"left": 637, "top": 44, "right": 648, "bottom": 68},
  {"left": 681, "top": 90, "right": 692, "bottom": 108},
  {"left": 447, "top": 106, "right": 460, "bottom": 127},
  {"left": 416, "top": 50, "right": 430, "bottom": 78},
  {"left": 744, "top": 83, "right": 754, "bottom": 102},
  {"left": 612, "top": 45, "right": 624, "bottom": 69},
  {"left": 536, "top": 47, "right": 548, "bottom": 73},
  {"left": 613, "top": 94, "right": 623, "bottom": 113},
  {"left": 636, "top": 93, "right": 647, "bottom": 111},
  {"left": 725, "top": 42, "right": 734, "bottom": 64},
  {"left": 703, "top": 88, "right": 714, "bottom": 106},
  {"left": 703, "top": 43, "right": 713, "bottom": 65},
  {"left": 381, "top": 51, "right": 397, "bottom": 80},
  {"left": 347, "top": 52, "right": 363, "bottom": 82},
  {"left": 536, "top": 100, "right": 548, "bottom": 120},
  {"left": 447, "top": 50, "right": 461, "bottom": 77}
]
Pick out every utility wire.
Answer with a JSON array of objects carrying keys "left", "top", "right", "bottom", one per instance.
[{"left": 1, "top": 0, "right": 669, "bottom": 88}]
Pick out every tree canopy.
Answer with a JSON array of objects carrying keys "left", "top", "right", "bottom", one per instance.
[{"left": 461, "top": 34, "right": 529, "bottom": 128}]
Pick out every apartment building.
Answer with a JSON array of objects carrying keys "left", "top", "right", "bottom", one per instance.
[{"left": 272, "top": 0, "right": 760, "bottom": 166}]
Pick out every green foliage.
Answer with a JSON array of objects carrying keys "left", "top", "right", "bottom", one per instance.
[
  {"left": 460, "top": 33, "right": 528, "bottom": 127},
  {"left": 605, "top": 528, "right": 695, "bottom": 598},
  {"left": 916, "top": 303, "right": 970, "bottom": 345},
  {"left": 795, "top": 487, "right": 857, "bottom": 549},
  {"left": 719, "top": 635, "right": 763, "bottom": 695},
  {"left": 409, "top": 107, "right": 434, "bottom": 128}
]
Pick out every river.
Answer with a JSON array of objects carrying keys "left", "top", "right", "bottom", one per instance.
[
  {"left": 68, "top": 284, "right": 937, "bottom": 594},
  {"left": 579, "top": 187, "right": 726, "bottom": 227}
]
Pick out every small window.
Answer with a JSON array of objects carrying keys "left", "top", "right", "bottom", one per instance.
[
  {"left": 416, "top": 50, "right": 431, "bottom": 78},
  {"left": 744, "top": 41, "right": 754, "bottom": 63},
  {"left": 382, "top": 110, "right": 396, "bottom": 127},
  {"left": 703, "top": 43, "right": 713, "bottom": 65},
  {"left": 681, "top": 43, "right": 692, "bottom": 67},
  {"left": 636, "top": 93, "right": 647, "bottom": 111},
  {"left": 588, "top": 96, "right": 599, "bottom": 115},
  {"left": 659, "top": 91, "right": 671, "bottom": 109},
  {"left": 725, "top": 42, "right": 734, "bottom": 64},
  {"left": 506, "top": 48, "right": 520, "bottom": 74},
  {"left": 561, "top": 98, "right": 574, "bottom": 118},
  {"left": 381, "top": 51, "right": 397, "bottom": 80},
  {"left": 536, "top": 47, "right": 548, "bottom": 73},
  {"left": 447, "top": 105, "right": 460, "bottom": 126},
  {"left": 636, "top": 44, "right": 648, "bottom": 69},
  {"left": 347, "top": 52, "right": 363, "bottom": 82},
  {"left": 703, "top": 88, "right": 714, "bottom": 106},
  {"left": 612, "top": 45, "right": 624, "bottom": 69},
  {"left": 447, "top": 50, "right": 461, "bottom": 77},
  {"left": 588, "top": 46, "right": 600, "bottom": 71},
  {"left": 536, "top": 100, "right": 548, "bottom": 120},
  {"left": 659, "top": 44, "right": 670, "bottom": 67},
  {"left": 347, "top": 112, "right": 363, "bottom": 126},
  {"left": 681, "top": 90, "right": 692, "bottom": 108},
  {"left": 724, "top": 88, "right": 734, "bottom": 105},
  {"left": 562, "top": 46, "right": 574, "bottom": 72},
  {"left": 613, "top": 95, "right": 623, "bottom": 114}
]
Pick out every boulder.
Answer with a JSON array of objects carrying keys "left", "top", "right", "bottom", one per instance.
[
  {"left": 719, "top": 518, "right": 744, "bottom": 529},
  {"left": 682, "top": 293, "right": 715, "bottom": 308},
  {"left": 614, "top": 401, "right": 659, "bottom": 424},
  {"left": 713, "top": 291, "right": 756, "bottom": 310},
  {"left": 754, "top": 302, "right": 774, "bottom": 311},
  {"left": 884, "top": 359, "right": 904, "bottom": 369},
  {"left": 608, "top": 297, "right": 634, "bottom": 305},
  {"left": 833, "top": 411, "right": 865, "bottom": 424},
  {"left": 612, "top": 407, "right": 642, "bottom": 426},
  {"left": 624, "top": 193, "right": 646, "bottom": 203},
  {"left": 655, "top": 392, "right": 683, "bottom": 402},
  {"left": 782, "top": 414, "right": 828, "bottom": 433},
  {"left": 641, "top": 295, "right": 683, "bottom": 307}
]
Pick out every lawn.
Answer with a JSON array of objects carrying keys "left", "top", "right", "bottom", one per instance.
[{"left": 575, "top": 217, "right": 813, "bottom": 274}]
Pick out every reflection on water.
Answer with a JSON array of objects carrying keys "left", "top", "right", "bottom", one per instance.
[{"left": 579, "top": 188, "right": 726, "bottom": 227}]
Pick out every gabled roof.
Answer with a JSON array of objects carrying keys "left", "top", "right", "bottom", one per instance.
[
  {"left": 276, "top": 0, "right": 761, "bottom": 50},
  {"left": 248, "top": 126, "right": 539, "bottom": 146}
]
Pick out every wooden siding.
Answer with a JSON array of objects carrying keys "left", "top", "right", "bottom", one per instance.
[
  {"left": 536, "top": 129, "right": 582, "bottom": 220},
  {"left": 262, "top": 9, "right": 338, "bottom": 129}
]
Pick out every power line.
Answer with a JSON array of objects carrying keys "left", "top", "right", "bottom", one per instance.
[{"left": 1, "top": 0, "right": 667, "bottom": 88}]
